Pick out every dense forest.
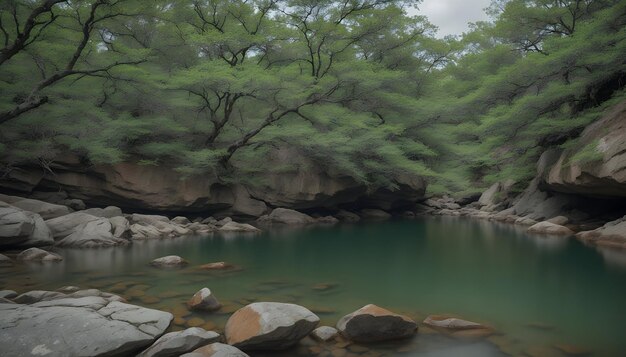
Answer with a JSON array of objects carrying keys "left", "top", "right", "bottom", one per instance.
[{"left": 1, "top": 0, "right": 625, "bottom": 197}]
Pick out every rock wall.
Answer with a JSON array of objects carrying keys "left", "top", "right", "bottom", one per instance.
[
  {"left": 0, "top": 148, "right": 425, "bottom": 217},
  {"left": 543, "top": 100, "right": 626, "bottom": 197}
]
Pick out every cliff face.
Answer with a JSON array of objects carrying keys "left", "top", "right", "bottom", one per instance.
[
  {"left": 0, "top": 148, "right": 425, "bottom": 216},
  {"left": 544, "top": 100, "right": 626, "bottom": 197}
]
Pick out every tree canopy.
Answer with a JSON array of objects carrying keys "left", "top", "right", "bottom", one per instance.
[{"left": 1, "top": 0, "right": 625, "bottom": 195}]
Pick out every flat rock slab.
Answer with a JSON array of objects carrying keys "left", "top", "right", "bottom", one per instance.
[
  {"left": 0, "top": 297, "right": 172, "bottom": 357},
  {"left": 138, "top": 327, "right": 220, "bottom": 357}
]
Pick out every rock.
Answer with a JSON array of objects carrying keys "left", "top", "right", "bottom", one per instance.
[
  {"left": 225, "top": 302, "right": 319, "bottom": 350},
  {"left": 0, "top": 297, "right": 15, "bottom": 304},
  {"left": 317, "top": 216, "right": 339, "bottom": 224},
  {"left": 130, "top": 214, "right": 191, "bottom": 239},
  {"left": 138, "top": 327, "right": 221, "bottom": 357},
  {"left": 0, "top": 290, "right": 17, "bottom": 299},
  {"left": 335, "top": 210, "right": 360, "bottom": 222},
  {"left": 63, "top": 198, "right": 86, "bottom": 211},
  {"left": 199, "top": 262, "right": 233, "bottom": 270},
  {"left": 219, "top": 221, "right": 260, "bottom": 232},
  {"left": 311, "top": 326, "right": 339, "bottom": 341},
  {"left": 16, "top": 247, "right": 62, "bottom": 262},
  {"left": 81, "top": 206, "right": 123, "bottom": 218},
  {"left": 109, "top": 216, "right": 131, "bottom": 238},
  {"left": 13, "top": 290, "right": 67, "bottom": 304},
  {"left": 576, "top": 215, "right": 626, "bottom": 249},
  {"left": 8, "top": 197, "right": 70, "bottom": 220},
  {"left": 0, "top": 202, "right": 54, "bottom": 247},
  {"left": 202, "top": 217, "right": 218, "bottom": 225},
  {"left": 260, "top": 208, "right": 316, "bottom": 224},
  {"left": 171, "top": 216, "right": 191, "bottom": 225},
  {"left": 359, "top": 209, "right": 392, "bottom": 219},
  {"left": 546, "top": 216, "right": 569, "bottom": 225},
  {"left": 131, "top": 223, "right": 163, "bottom": 240},
  {"left": 57, "top": 286, "right": 81, "bottom": 293},
  {"left": 423, "top": 315, "right": 486, "bottom": 330},
  {"left": 45, "top": 212, "right": 101, "bottom": 239},
  {"left": 150, "top": 255, "right": 188, "bottom": 267},
  {"left": 0, "top": 297, "right": 172, "bottom": 356},
  {"left": 515, "top": 216, "right": 538, "bottom": 226},
  {"left": 0, "top": 253, "right": 13, "bottom": 265},
  {"left": 544, "top": 99, "right": 626, "bottom": 197},
  {"left": 336, "top": 304, "right": 417, "bottom": 342},
  {"left": 187, "top": 288, "right": 221, "bottom": 311},
  {"left": 216, "top": 217, "right": 232, "bottom": 226},
  {"left": 181, "top": 343, "right": 249, "bottom": 357},
  {"left": 56, "top": 217, "right": 128, "bottom": 247},
  {"left": 528, "top": 221, "right": 575, "bottom": 235}
]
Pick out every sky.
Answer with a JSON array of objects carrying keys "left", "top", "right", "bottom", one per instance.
[{"left": 407, "top": 0, "right": 493, "bottom": 37}]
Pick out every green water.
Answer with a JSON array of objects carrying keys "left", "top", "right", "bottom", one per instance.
[{"left": 2, "top": 217, "right": 626, "bottom": 356}]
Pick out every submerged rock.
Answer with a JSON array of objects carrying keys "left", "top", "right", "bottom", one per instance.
[
  {"left": 528, "top": 221, "right": 574, "bottom": 235},
  {"left": 16, "top": 247, "right": 62, "bottom": 262},
  {"left": 150, "top": 255, "right": 188, "bottom": 267},
  {"left": 187, "top": 288, "right": 221, "bottom": 311},
  {"left": 199, "top": 262, "right": 234, "bottom": 270},
  {"left": 181, "top": 343, "right": 249, "bottom": 357},
  {"left": 423, "top": 315, "right": 486, "bottom": 330},
  {"left": 336, "top": 304, "right": 417, "bottom": 342},
  {"left": 225, "top": 302, "right": 319, "bottom": 350},
  {"left": 311, "top": 326, "right": 339, "bottom": 342},
  {"left": 0, "top": 297, "right": 172, "bottom": 356},
  {"left": 138, "top": 327, "right": 220, "bottom": 357}
]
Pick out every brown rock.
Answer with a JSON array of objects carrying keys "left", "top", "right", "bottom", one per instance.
[
  {"left": 336, "top": 304, "right": 417, "bottom": 342},
  {"left": 187, "top": 288, "right": 221, "bottom": 312}
]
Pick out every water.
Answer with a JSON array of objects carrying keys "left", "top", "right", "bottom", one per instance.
[{"left": 2, "top": 217, "right": 626, "bottom": 356}]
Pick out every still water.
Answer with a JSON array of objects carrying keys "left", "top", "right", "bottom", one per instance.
[{"left": 2, "top": 217, "right": 626, "bottom": 356}]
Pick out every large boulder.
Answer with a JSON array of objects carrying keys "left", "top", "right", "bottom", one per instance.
[
  {"left": 544, "top": 99, "right": 626, "bottom": 197},
  {"left": 224, "top": 302, "right": 319, "bottom": 350},
  {"left": 181, "top": 343, "right": 249, "bottom": 357},
  {"left": 0, "top": 297, "right": 172, "bottom": 356},
  {"left": 130, "top": 214, "right": 190, "bottom": 239},
  {"left": 45, "top": 212, "right": 101, "bottom": 239},
  {"left": 81, "top": 206, "right": 123, "bottom": 218},
  {"left": 577, "top": 215, "right": 626, "bottom": 249},
  {"left": 138, "top": 328, "right": 220, "bottom": 357},
  {"left": 6, "top": 197, "right": 70, "bottom": 220},
  {"left": 56, "top": 217, "right": 129, "bottom": 247},
  {"left": 0, "top": 201, "right": 53, "bottom": 247},
  {"left": 259, "top": 208, "right": 316, "bottom": 224},
  {"left": 527, "top": 221, "right": 574, "bottom": 235},
  {"left": 219, "top": 221, "right": 260, "bottom": 232},
  {"left": 336, "top": 304, "right": 417, "bottom": 342},
  {"left": 16, "top": 247, "right": 62, "bottom": 262}
]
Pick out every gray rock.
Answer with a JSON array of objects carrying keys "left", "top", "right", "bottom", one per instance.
[
  {"left": 45, "top": 212, "right": 100, "bottom": 239},
  {"left": 0, "top": 253, "right": 13, "bottom": 265},
  {"left": 109, "top": 216, "right": 130, "bottom": 238},
  {"left": 218, "top": 221, "right": 260, "bottom": 232},
  {"left": 16, "top": 248, "right": 63, "bottom": 262},
  {"left": 336, "top": 304, "right": 417, "bottom": 342},
  {"left": 150, "top": 255, "right": 188, "bottom": 267},
  {"left": 335, "top": 210, "right": 360, "bottom": 222},
  {"left": 138, "top": 327, "right": 220, "bottom": 357},
  {"left": 130, "top": 214, "right": 190, "bottom": 239},
  {"left": 57, "top": 217, "right": 129, "bottom": 247},
  {"left": 0, "top": 202, "right": 53, "bottom": 247},
  {"left": 528, "top": 221, "right": 574, "bottom": 235},
  {"left": 215, "top": 217, "right": 232, "bottom": 227},
  {"left": 310, "top": 326, "right": 338, "bottom": 341},
  {"left": 181, "top": 343, "right": 249, "bottom": 357},
  {"left": 63, "top": 198, "right": 86, "bottom": 211},
  {"left": 359, "top": 209, "right": 392, "bottom": 219},
  {"left": 260, "top": 208, "right": 316, "bottom": 224},
  {"left": 57, "top": 286, "right": 81, "bottom": 293},
  {"left": 546, "top": 216, "right": 569, "bottom": 225},
  {"left": 225, "top": 302, "right": 319, "bottom": 350},
  {"left": 13, "top": 290, "right": 67, "bottom": 304},
  {"left": 9, "top": 198, "right": 70, "bottom": 220},
  {"left": 0, "top": 290, "right": 17, "bottom": 299},
  {"left": 171, "top": 216, "right": 191, "bottom": 225},
  {"left": 81, "top": 206, "right": 123, "bottom": 218},
  {"left": 423, "top": 315, "right": 486, "bottom": 330},
  {"left": 316, "top": 216, "right": 339, "bottom": 224},
  {"left": 0, "top": 298, "right": 172, "bottom": 357},
  {"left": 577, "top": 215, "right": 626, "bottom": 249},
  {"left": 131, "top": 213, "right": 170, "bottom": 225},
  {"left": 202, "top": 217, "right": 218, "bottom": 225},
  {"left": 187, "top": 288, "right": 221, "bottom": 311},
  {"left": 0, "top": 297, "right": 16, "bottom": 304}
]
